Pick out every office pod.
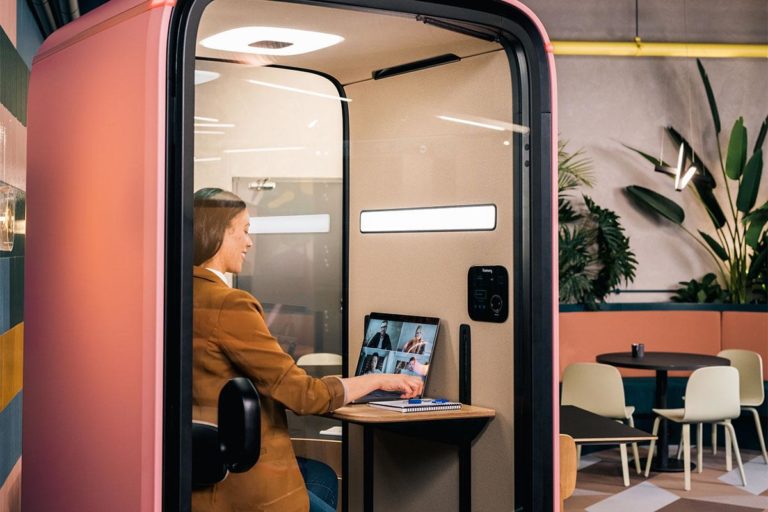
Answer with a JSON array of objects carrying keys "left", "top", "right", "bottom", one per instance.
[{"left": 25, "top": 1, "right": 556, "bottom": 511}]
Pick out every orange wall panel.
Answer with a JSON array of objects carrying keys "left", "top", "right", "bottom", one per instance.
[
  {"left": 721, "top": 312, "right": 768, "bottom": 375},
  {"left": 559, "top": 311, "right": 722, "bottom": 378}
]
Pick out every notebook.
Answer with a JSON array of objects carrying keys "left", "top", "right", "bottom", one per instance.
[
  {"left": 351, "top": 312, "right": 440, "bottom": 404},
  {"left": 368, "top": 398, "right": 461, "bottom": 413}
]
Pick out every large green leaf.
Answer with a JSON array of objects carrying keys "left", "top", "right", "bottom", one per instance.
[
  {"left": 697, "top": 59, "right": 721, "bottom": 135},
  {"left": 743, "top": 200, "right": 768, "bottom": 222},
  {"left": 625, "top": 185, "right": 685, "bottom": 224},
  {"left": 699, "top": 230, "right": 728, "bottom": 260},
  {"left": 754, "top": 114, "right": 768, "bottom": 154},
  {"left": 622, "top": 143, "right": 670, "bottom": 168},
  {"left": 725, "top": 117, "right": 747, "bottom": 180},
  {"left": 666, "top": 126, "right": 716, "bottom": 188},
  {"left": 746, "top": 219, "right": 767, "bottom": 249},
  {"left": 746, "top": 242, "right": 768, "bottom": 281},
  {"left": 693, "top": 180, "right": 726, "bottom": 229},
  {"left": 744, "top": 201, "right": 768, "bottom": 248},
  {"left": 736, "top": 149, "right": 763, "bottom": 212}
]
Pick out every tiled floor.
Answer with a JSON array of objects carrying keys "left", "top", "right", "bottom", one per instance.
[{"left": 565, "top": 447, "right": 768, "bottom": 512}]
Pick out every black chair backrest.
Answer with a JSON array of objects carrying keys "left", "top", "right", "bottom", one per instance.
[
  {"left": 191, "top": 423, "right": 227, "bottom": 487},
  {"left": 192, "top": 377, "right": 261, "bottom": 488},
  {"left": 218, "top": 377, "right": 261, "bottom": 472}
]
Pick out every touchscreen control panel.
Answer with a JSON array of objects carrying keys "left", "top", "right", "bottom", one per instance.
[{"left": 467, "top": 265, "right": 509, "bottom": 323}]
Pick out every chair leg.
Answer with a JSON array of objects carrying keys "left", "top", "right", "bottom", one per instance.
[
  {"left": 712, "top": 423, "right": 718, "bottom": 455},
  {"left": 645, "top": 417, "right": 661, "bottom": 477},
  {"left": 676, "top": 431, "right": 683, "bottom": 460},
  {"left": 725, "top": 419, "right": 733, "bottom": 472},
  {"left": 697, "top": 423, "right": 704, "bottom": 473},
  {"left": 576, "top": 444, "right": 582, "bottom": 468},
  {"left": 628, "top": 416, "right": 641, "bottom": 474},
  {"left": 746, "top": 407, "right": 768, "bottom": 464},
  {"left": 722, "top": 420, "right": 747, "bottom": 487},
  {"left": 620, "top": 443, "right": 630, "bottom": 487},
  {"left": 683, "top": 423, "right": 691, "bottom": 491}
]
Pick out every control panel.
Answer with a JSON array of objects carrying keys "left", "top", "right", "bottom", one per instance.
[{"left": 467, "top": 265, "right": 509, "bottom": 323}]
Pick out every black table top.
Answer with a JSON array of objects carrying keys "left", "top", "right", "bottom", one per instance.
[
  {"left": 560, "top": 405, "right": 656, "bottom": 444},
  {"left": 596, "top": 351, "right": 731, "bottom": 371}
]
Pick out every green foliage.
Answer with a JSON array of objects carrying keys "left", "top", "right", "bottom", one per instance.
[
  {"left": 625, "top": 185, "right": 685, "bottom": 224},
  {"left": 624, "top": 59, "right": 767, "bottom": 304},
  {"left": 747, "top": 233, "right": 768, "bottom": 302},
  {"left": 671, "top": 273, "right": 729, "bottom": 303},
  {"left": 559, "top": 142, "right": 637, "bottom": 309}
]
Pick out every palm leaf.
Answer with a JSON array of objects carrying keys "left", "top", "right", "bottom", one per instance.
[
  {"left": 736, "top": 149, "right": 763, "bottom": 212},
  {"left": 558, "top": 140, "right": 594, "bottom": 193},
  {"left": 725, "top": 117, "right": 747, "bottom": 180},
  {"left": 697, "top": 58, "right": 721, "bottom": 134},
  {"left": 699, "top": 230, "right": 728, "bottom": 260},
  {"left": 625, "top": 185, "right": 685, "bottom": 224}
]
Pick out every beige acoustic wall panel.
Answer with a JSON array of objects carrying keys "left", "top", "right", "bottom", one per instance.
[{"left": 347, "top": 50, "right": 516, "bottom": 511}]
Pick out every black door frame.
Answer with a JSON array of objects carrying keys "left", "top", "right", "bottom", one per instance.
[{"left": 165, "top": 1, "right": 554, "bottom": 510}]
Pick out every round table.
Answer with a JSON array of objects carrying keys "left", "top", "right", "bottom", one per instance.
[{"left": 596, "top": 351, "right": 730, "bottom": 472}]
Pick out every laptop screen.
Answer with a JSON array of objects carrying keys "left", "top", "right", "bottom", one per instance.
[{"left": 353, "top": 312, "right": 440, "bottom": 389}]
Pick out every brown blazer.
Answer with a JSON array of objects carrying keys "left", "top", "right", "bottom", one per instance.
[{"left": 191, "top": 267, "right": 345, "bottom": 512}]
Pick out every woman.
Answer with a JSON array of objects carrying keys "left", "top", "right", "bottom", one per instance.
[
  {"left": 401, "top": 325, "right": 427, "bottom": 354},
  {"left": 364, "top": 353, "right": 382, "bottom": 374},
  {"left": 192, "top": 188, "right": 422, "bottom": 512}
]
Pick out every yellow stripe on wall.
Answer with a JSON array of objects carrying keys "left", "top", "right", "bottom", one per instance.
[{"left": 0, "top": 322, "right": 23, "bottom": 411}]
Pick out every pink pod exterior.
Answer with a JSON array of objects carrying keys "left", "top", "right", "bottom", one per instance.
[
  {"left": 24, "top": 1, "right": 173, "bottom": 510},
  {"left": 23, "top": 0, "right": 558, "bottom": 510}
]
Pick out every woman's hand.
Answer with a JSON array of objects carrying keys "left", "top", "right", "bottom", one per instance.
[
  {"left": 376, "top": 374, "right": 424, "bottom": 398},
  {"left": 342, "top": 373, "right": 424, "bottom": 403}
]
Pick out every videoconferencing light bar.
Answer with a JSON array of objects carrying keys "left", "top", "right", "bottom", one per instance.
[{"left": 360, "top": 204, "right": 496, "bottom": 233}]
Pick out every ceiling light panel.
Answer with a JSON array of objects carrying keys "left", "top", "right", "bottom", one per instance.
[{"left": 200, "top": 27, "right": 344, "bottom": 56}]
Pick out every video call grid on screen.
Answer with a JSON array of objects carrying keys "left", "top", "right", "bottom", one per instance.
[{"left": 354, "top": 313, "right": 439, "bottom": 380}]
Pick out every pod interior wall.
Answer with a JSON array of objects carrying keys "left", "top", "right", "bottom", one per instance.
[{"left": 347, "top": 48, "right": 515, "bottom": 511}]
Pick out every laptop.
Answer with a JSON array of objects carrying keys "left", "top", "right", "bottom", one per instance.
[{"left": 351, "top": 312, "right": 440, "bottom": 404}]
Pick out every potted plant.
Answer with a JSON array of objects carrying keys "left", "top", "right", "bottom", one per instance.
[
  {"left": 559, "top": 141, "right": 638, "bottom": 309},
  {"left": 624, "top": 59, "right": 767, "bottom": 304}
]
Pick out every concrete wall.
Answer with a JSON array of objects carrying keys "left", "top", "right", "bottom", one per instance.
[
  {"left": 526, "top": 0, "right": 768, "bottom": 302},
  {"left": 0, "top": 2, "right": 40, "bottom": 510}
]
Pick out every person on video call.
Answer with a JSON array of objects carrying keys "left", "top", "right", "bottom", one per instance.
[
  {"left": 191, "top": 188, "right": 423, "bottom": 512},
  {"left": 399, "top": 357, "right": 425, "bottom": 377},
  {"left": 401, "top": 325, "right": 428, "bottom": 354},
  {"left": 366, "top": 320, "right": 392, "bottom": 350},
  {"left": 364, "top": 353, "right": 383, "bottom": 374}
]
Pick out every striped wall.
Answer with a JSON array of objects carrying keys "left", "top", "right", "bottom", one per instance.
[{"left": 1, "top": 2, "right": 40, "bottom": 511}]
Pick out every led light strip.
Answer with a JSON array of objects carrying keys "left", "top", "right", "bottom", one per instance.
[{"left": 360, "top": 204, "right": 496, "bottom": 233}]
